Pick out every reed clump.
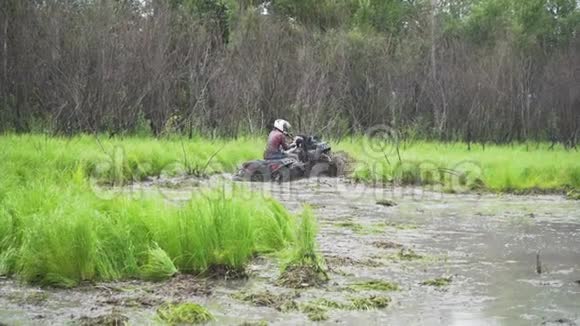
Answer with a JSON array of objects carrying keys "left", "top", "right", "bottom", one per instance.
[
  {"left": 156, "top": 302, "right": 214, "bottom": 325},
  {"left": 0, "top": 182, "right": 299, "bottom": 287},
  {"left": 278, "top": 207, "right": 329, "bottom": 288}
]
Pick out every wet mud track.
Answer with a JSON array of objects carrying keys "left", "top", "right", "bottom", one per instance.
[{"left": 1, "top": 177, "right": 579, "bottom": 325}]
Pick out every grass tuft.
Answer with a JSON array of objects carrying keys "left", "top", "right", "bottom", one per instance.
[
  {"left": 349, "top": 295, "right": 391, "bottom": 310},
  {"left": 232, "top": 290, "right": 299, "bottom": 312},
  {"left": 421, "top": 276, "right": 452, "bottom": 287},
  {"left": 78, "top": 310, "right": 129, "bottom": 326},
  {"left": 0, "top": 183, "right": 299, "bottom": 286},
  {"left": 278, "top": 207, "right": 328, "bottom": 288},
  {"left": 140, "top": 244, "right": 178, "bottom": 282},
  {"left": 301, "top": 302, "right": 328, "bottom": 321},
  {"left": 309, "top": 298, "right": 350, "bottom": 310},
  {"left": 392, "top": 248, "right": 424, "bottom": 261},
  {"left": 567, "top": 190, "right": 580, "bottom": 200},
  {"left": 156, "top": 302, "right": 214, "bottom": 325},
  {"left": 334, "top": 221, "right": 365, "bottom": 233},
  {"left": 349, "top": 280, "right": 400, "bottom": 291}
]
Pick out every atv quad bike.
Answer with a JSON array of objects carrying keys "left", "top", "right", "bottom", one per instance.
[{"left": 233, "top": 135, "right": 342, "bottom": 182}]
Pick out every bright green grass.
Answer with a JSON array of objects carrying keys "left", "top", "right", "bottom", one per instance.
[
  {"left": 278, "top": 207, "right": 329, "bottom": 288},
  {"left": 0, "top": 181, "right": 298, "bottom": 287},
  {"left": 140, "top": 244, "right": 178, "bottom": 281},
  {"left": 337, "top": 139, "right": 580, "bottom": 192},
  {"left": 0, "top": 134, "right": 264, "bottom": 185},
  {"left": 0, "top": 135, "right": 577, "bottom": 286},
  {"left": 1, "top": 134, "right": 577, "bottom": 192},
  {"left": 0, "top": 134, "right": 305, "bottom": 287},
  {"left": 156, "top": 302, "right": 214, "bottom": 325}
]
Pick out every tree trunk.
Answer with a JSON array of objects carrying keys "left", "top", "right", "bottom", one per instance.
[{"left": 430, "top": 0, "right": 437, "bottom": 81}]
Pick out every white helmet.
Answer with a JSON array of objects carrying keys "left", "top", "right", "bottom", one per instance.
[{"left": 274, "top": 119, "right": 291, "bottom": 134}]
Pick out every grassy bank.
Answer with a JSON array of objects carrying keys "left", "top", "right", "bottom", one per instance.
[
  {"left": 0, "top": 134, "right": 263, "bottom": 185},
  {"left": 0, "top": 181, "right": 300, "bottom": 287},
  {"left": 2, "top": 134, "right": 579, "bottom": 192},
  {"left": 0, "top": 135, "right": 302, "bottom": 287},
  {"left": 337, "top": 140, "right": 580, "bottom": 193}
]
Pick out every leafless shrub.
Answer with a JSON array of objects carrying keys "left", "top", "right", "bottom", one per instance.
[{"left": 0, "top": 0, "right": 577, "bottom": 146}]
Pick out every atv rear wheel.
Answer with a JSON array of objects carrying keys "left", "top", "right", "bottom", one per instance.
[
  {"left": 250, "top": 170, "right": 264, "bottom": 182},
  {"left": 273, "top": 164, "right": 294, "bottom": 183},
  {"left": 250, "top": 166, "right": 271, "bottom": 182}
]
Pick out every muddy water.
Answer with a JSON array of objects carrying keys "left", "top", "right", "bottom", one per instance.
[{"left": 1, "top": 177, "right": 579, "bottom": 325}]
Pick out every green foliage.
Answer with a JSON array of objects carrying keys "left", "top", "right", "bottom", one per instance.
[
  {"left": 464, "top": 0, "right": 512, "bottom": 45},
  {"left": 2, "top": 185, "right": 299, "bottom": 287},
  {"left": 2, "top": 134, "right": 579, "bottom": 194},
  {"left": 140, "top": 245, "right": 178, "bottom": 281},
  {"left": 268, "top": 0, "right": 579, "bottom": 50},
  {"left": 0, "top": 134, "right": 264, "bottom": 185},
  {"left": 281, "top": 207, "right": 323, "bottom": 270},
  {"left": 172, "top": 0, "right": 230, "bottom": 41},
  {"left": 308, "top": 298, "right": 350, "bottom": 310},
  {"left": 462, "top": 0, "right": 579, "bottom": 47},
  {"left": 271, "top": 0, "right": 356, "bottom": 30},
  {"left": 0, "top": 135, "right": 303, "bottom": 286},
  {"left": 16, "top": 0, "right": 579, "bottom": 52},
  {"left": 3, "top": 0, "right": 579, "bottom": 142},
  {"left": 339, "top": 139, "right": 580, "bottom": 193},
  {"left": 0, "top": 134, "right": 577, "bottom": 286},
  {"left": 134, "top": 111, "right": 153, "bottom": 138},
  {"left": 353, "top": 0, "right": 423, "bottom": 35},
  {"left": 157, "top": 302, "right": 214, "bottom": 325},
  {"left": 300, "top": 296, "right": 392, "bottom": 319},
  {"left": 278, "top": 207, "right": 328, "bottom": 288},
  {"left": 301, "top": 302, "right": 329, "bottom": 321}
]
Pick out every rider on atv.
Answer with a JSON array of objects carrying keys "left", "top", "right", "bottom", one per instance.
[
  {"left": 264, "top": 119, "right": 299, "bottom": 160},
  {"left": 234, "top": 120, "right": 338, "bottom": 181}
]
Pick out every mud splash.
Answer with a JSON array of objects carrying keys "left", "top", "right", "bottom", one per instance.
[{"left": 1, "top": 176, "right": 579, "bottom": 325}]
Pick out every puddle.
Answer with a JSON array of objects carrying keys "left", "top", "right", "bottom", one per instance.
[{"left": 1, "top": 177, "right": 579, "bottom": 325}]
